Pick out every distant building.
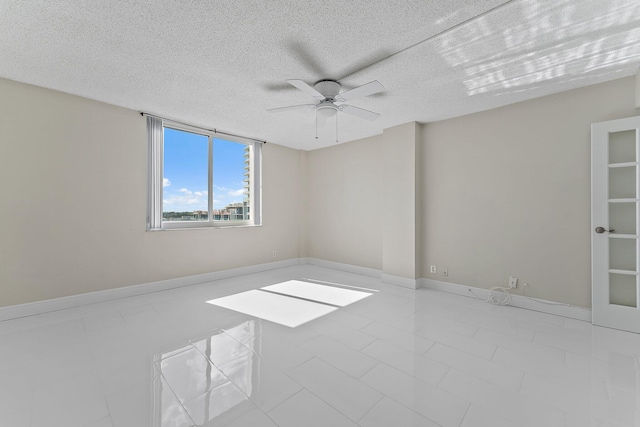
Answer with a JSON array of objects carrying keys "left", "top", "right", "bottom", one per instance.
[
  {"left": 163, "top": 145, "right": 252, "bottom": 222},
  {"left": 243, "top": 145, "right": 251, "bottom": 221},
  {"left": 212, "top": 202, "right": 246, "bottom": 221}
]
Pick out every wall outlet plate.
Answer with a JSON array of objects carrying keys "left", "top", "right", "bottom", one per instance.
[
  {"left": 430, "top": 265, "right": 437, "bottom": 273},
  {"left": 509, "top": 276, "right": 517, "bottom": 288}
]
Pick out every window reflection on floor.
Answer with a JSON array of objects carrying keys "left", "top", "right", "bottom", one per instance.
[
  {"left": 152, "top": 280, "right": 374, "bottom": 426},
  {"left": 152, "top": 321, "right": 258, "bottom": 426}
]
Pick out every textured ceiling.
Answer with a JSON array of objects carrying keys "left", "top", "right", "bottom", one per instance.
[{"left": 1, "top": 0, "right": 639, "bottom": 150}]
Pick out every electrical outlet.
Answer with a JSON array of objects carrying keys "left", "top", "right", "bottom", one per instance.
[
  {"left": 272, "top": 251, "right": 277, "bottom": 258},
  {"left": 443, "top": 267, "right": 448, "bottom": 276},
  {"left": 430, "top": 265, "right": 437, "bottom": 274},
  {"left": 509, "top": 276, "right": 517, "bottom": 288}
]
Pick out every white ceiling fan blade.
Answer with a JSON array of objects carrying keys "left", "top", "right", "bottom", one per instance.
[
  {"left": 339, "top": 105, "right": 380, "bottom": 121},
  {"left": 286, "top": 79, "right": 325, "bottom": 99},
  {"left": 335, "top": 80, "right": 384, "bottom": 102},
  {"left": 267, "top": 104, "right": 316, "bottom": 112}
]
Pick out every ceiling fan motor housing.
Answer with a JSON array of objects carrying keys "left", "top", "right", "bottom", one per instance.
[
  {"left": 316, "top": 100, "right": 338, "bottom": 117},
  {"left": 314, "top": 80, "right": 341, "bottom": 99}
]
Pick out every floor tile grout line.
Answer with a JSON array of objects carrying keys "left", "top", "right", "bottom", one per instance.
[
  {"left": 424, "top": 346, "right": 526, "bottom": 394},
  {"left": 290, "top": 356, "right": 386, "bottom": 423},
  {"left": 262, "top": 385, "right": 307, "bottom": 416},
  {"left": 285, "top": 372, "right": 371, "bottom": 424},
  {"left": 361, "top": 361, "right": 457, "bottom": 426},
  {"left": 357, "top": 360, "right": 382, "bottom": 380},
  {"left": 359, "top": 338, "right": 380, "bottom": 355},
  {"left": 12, "top": 265, "right": 640, "bottom": 427},
  {"left": 355, "top": 392, "right": 385, "bottom": 424},
  {"left": 457, "top": 401, "right": 473, "bottom": 427},
  {"left": 475, "top": 325, "right": 578, "bottom": 361}
]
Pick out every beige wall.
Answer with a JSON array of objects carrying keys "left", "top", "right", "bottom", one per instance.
[
  {"left": 0, "top": 78, "right": 302, "bottom": 307},
  {"left": 3, "top": 76, "right": 639, "bottom": 309},
  {"left": 304, "top": 77, "right": 638, "bottom": 307},
  {"left": 305, "top": 122, "right": 422, "bottom": 286},
  {"left": 382, "top": 123, "right": 420, "bottom": 281},
  {"left": 422, "top": 76, "right": 639, "bottom": 307},
  {"left": 305, "top": 134, "right": 383, "bottom": 270}
]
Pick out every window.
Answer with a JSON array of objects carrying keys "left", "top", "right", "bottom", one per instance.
[{"left": 147, "top": 116, "right": 261, "bottom": 230}]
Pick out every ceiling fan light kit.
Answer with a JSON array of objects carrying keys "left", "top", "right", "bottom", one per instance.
[{"left": 268, "top": 78, "right": 384, "bottom": 143}]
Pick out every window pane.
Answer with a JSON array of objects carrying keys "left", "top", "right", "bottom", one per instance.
[
  {"left": 163, "top": 128, "right": 209, "bottom": 221},
  {"left": 213, "top": 138, "right": 250, "bottom": 221}
]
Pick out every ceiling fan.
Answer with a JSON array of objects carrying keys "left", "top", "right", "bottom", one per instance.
[{"left": 268, "top": 79, "right": 384, "bottom": 141}]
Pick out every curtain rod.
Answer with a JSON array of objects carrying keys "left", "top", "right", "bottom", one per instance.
[{"left": 140, "top": 112, "right": 267, "bottom": 144}]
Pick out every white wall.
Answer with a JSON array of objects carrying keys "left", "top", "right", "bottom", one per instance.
[
  {"left": 0, "top": 78, "right": 302, "bottom": 307},
  {"left": 421, "top": 76, "right": 639, "bottom": 307}
]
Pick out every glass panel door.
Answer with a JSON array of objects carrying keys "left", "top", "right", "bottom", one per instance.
[{"left": 592, "top": 117, "right": 640, "bottom": 333}]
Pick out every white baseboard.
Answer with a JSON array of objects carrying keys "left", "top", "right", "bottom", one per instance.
[
  {"left": 302, "top": 257, "right": 381, "bottom": 278},
  {"left": 302, "top": 258, "right": 418, "bottom": 289},
  {"left": 0, "top": 258, "right": 301, "bottom": 322},
  {"left": 0, "top": 258, "right": 592, "bottom": 324},
  {"left": 381, "top": 274, "right": 419, "bottom": 289},
  {"left": 419, "top": 278, "right": 592, "bottom": 322}
]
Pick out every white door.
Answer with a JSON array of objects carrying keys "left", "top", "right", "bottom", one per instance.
[{"left": 592, "top": 116, "right": 640, "bottom": 333}]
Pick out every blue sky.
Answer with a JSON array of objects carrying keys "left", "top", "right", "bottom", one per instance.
[{"left": 163, "top": 128, "right": 247, "bottom": 212}]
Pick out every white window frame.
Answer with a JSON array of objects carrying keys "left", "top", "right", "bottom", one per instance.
[{"left": 147, "top": 116, "right": 262, "bottom": 230}]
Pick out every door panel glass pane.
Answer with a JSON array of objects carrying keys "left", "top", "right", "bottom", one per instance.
[
  {"left": 610, "top": 273, "right": 637, "bottom": 308},
  {"left": 609, "top": 203, "right": 637, "bottom": 235},
  {"left": 609, "top": 238, "right": 636, "bottom": 271},
  {"left": 609, "top": 130, "right": 636, "bottom": 164},
  {"left": 609, "top": 167, "right": 636, "bottom": 199},
  {"left": 163, "top": 128, "right": 209, "bottom": 221},
  {"left": 212, "top": 138, "right": 250, "bottom": 222}
]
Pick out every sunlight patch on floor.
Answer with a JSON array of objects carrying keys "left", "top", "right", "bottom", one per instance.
[{"left": 207, "top": 280, "right": 373, "bottom": 327}]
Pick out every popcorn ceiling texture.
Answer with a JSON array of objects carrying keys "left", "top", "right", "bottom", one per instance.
[{"left": 1, "top": 0, "right": 639, "bottom": 149}]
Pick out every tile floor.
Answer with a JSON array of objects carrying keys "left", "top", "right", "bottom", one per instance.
[{"left": 1, "top": 265, "right": 640, "bottom": 426}]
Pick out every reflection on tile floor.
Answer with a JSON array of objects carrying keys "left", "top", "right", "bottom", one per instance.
[{"left": 2, "top": 265, "right": 640, "bottom": 426}]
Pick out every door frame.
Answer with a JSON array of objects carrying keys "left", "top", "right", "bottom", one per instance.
[{"left": 592, "top": 115, "right": 640, "bottom": 333}]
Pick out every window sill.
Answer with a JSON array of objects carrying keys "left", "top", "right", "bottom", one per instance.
[{"left": 148, "top": 223, "right": 262, "bottom": 231}]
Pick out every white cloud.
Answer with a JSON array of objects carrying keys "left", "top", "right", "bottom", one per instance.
[
  {"left": 163, "top": 186, "right": 244, "bottom": 212},
  {"left": 164, "top": 187, "right": 207, "bottom": 211},
  {"left": 163, "top": 178, "right": 171, "bottom": 187}
]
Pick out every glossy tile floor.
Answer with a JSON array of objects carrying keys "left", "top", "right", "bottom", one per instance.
[{"left": 2, "top": 265, "right": 640, "bottom": 427}]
